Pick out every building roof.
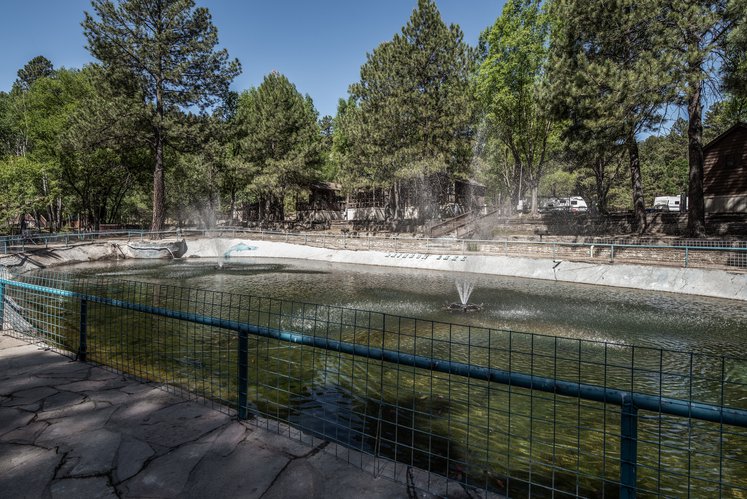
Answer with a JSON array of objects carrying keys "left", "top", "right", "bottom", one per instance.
[
  {"left": 703, "top": 122, "right": 747, "bottom": 153},
  {"left": 309, "top": 181, "right": 341, "bottom": 191}
]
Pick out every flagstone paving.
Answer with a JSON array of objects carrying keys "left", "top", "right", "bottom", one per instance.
[{"left": 0, "top": 334, "right": 485, "bottom": 498}]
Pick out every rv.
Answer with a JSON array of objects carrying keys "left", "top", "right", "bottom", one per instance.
[
  {"left": 540, "top": 196, "right": 588, "bottom": 212},
  {"left": 653, "top": 196, "right": 685, "bottom": 212}
]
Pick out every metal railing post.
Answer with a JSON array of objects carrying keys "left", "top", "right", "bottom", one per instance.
[
  {"left": 620, "top": 395, "right": 638, "bottom": 498},
  {"left": 684, "top": 247, "right": 689, "bottom": 268},
  {"left": 0, "top": 282, "right": 5, "bottom": 330},
  {"left": 237, "top": 329, "right": 249, "bottom": 419},
  {"left": 78, "top": 299, "right": 88, "bottom": 362}
]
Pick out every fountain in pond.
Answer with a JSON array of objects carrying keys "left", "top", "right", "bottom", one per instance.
[{"left": 444, "top": 279, "right": 482, "bottom": 313}]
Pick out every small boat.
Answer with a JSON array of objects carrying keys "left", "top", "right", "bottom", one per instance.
[{"left": 125, "top": 239, "right": 188, "bottom": 259}]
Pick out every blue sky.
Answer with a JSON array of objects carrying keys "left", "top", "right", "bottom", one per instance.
[{"left": 0, "top": 0, "right": 505, "bottom": 118}]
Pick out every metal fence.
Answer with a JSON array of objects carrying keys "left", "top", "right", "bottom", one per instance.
[
  {"left": 3, "top": 227, "right": 747, "bottom": 271},
  {"left": 1, "top": 272, "right": 747, "bottom": 497}
]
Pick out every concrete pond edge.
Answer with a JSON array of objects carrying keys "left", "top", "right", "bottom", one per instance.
[{"left": 0, "top": 237, "right": 745, "bottom": 301}]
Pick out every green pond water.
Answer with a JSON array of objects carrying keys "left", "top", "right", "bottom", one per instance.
[{"left": 47, "top": 257, "right": 747, "bottom": 497}]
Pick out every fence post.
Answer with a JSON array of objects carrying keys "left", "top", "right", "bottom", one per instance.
[
  {"left": 78, "top": 299, "right": 88, "bottom": 362},
  {"left": 0, "top": 282, "right": 5, "bottom": 330},
  {"left": 237, "top": 328, "right": 249, "bottom": 420},
  {"left": 684, "top": 247, "right": 689, "bottom": 268},
  {"left": 620, "top": 395, "right": 638, "bottom": 498},
  {"left": 611, "top": 244, "right": 615, "bottom": 262}
]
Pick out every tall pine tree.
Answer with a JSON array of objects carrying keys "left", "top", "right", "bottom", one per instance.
[
  {"left": 661, "top": 1, "right": 736, "bottom": 236},
  {"left": 83, "top": 0, "right": 240, "bottom": 233},
  {"left": 549, "top": 0, "right": 673, "bottom": 232},
  {"left": 232, "top": 72, "right": 321, "bottom": 221},
  {"left": 338, "top": 0, "right": 475, "bottom": 221}
]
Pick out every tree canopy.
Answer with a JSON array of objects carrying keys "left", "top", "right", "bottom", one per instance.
[
  {"left": 231, "top": 72, "right": 322, "bottom": 221},
  {"left": 83, "top": 0, "right": 240, "bottom": 232},
  {"left": 477, "top": 0, "right": 556, "bottom": 215},
  {"left": 336, "top": 0, "right": 476, "bottom": 220}
]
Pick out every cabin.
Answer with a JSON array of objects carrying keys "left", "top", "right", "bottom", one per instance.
[
  {"left": 703, "top": 122, "right": 747, "bottom": 213},
  {"left": 344, "top": 178, "right": 486, "bottom": 223},
  {"left": 296, "top": 182, "right": 345, "bottom": 222}
]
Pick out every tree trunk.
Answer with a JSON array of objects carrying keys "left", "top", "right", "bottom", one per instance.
[
  {"left": 151, "top": 62, "right": 166, "bottom": 235},
  {"left": 393, "top": 182, "right": 402, "bottom": 221},
  {"left": 627, "top": 134, "right": 647, "bottom": 233},
  {"left": 595, "top": 162, "right": 609, "bottom": 216},
  {"left": 151, "top": 127, "right": 165, "bottom": 235},
  {"left": 686, "top": 83, "right": 706, "bottom": 237},
  {"left": 530, "top": 184, "right": 539, "bottom": 216}
]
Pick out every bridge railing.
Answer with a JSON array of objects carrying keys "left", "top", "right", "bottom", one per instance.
[{"left": 1, "top": 272, "right": 746, "bottom": 497}]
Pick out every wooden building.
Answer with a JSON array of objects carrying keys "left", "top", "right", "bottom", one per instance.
[
  {"left": 296, "top": 182, "right": 345, "bottom": 222},
  {"left": 703, "top": 122, "right": 747, "bottom": 213}
]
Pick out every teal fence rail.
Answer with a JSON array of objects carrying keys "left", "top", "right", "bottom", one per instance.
[{"left": 1, "top": 272, "right": 746, "bottom": 497}]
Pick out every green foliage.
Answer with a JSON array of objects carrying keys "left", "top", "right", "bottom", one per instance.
[
  {"left": 0, "top": 156, "right": 50, "bottom": 231},
  {"left": 703, "top": 96, "right": 747, "bottom": 142},
  {"left": 60, "top": 66, "right": 152, "bottom": 228},
  {"left": 0, "top": 92, "right": 14, "bottom": 157},
  {"left": 337, "top": 0, "right": 476, "bottom": 207},
  {"left": 476, "top": 0, "right": 558, "bottom": 214},
  {"left": 724, "top": 0, "right": 747, "bottom": 98},
  {"left": 548, "top": 0, "right": 675, "bottom": 226},
  {"left": 83, "top": 0, "right": 241, "bottom": 230},
  {"left": 640, "top": 119, "right": 689, "bottom": 199},
  {"left": 231, "top": 72, "right": 322, "bottom": 220},
  {"left": 14, "top": 56, "right": 55, "bottom": 92}
]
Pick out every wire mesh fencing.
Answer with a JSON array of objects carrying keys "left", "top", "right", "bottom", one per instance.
[{"left": 1, "top": 272, "right": 746, "bottom": 497}]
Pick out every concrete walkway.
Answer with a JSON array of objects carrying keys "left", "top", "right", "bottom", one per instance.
[{"left": 0, "top": 334, "right": 472, "bottom": 499}]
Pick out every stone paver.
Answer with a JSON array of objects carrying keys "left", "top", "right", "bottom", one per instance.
[{"left": 2, "top": 333, "right": 474, "bottom": 498}]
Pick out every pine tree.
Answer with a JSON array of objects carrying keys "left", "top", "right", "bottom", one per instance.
[
  {"left": 83, "top": 0, "right": 240, "bottom": 233},
  {"left": 661, "top": 0, "right": 736, "bottom": 236},
  {"left": 548, "top": 0, "right": 673, "bottom": 232},
  {"left": 232, "top": 72, "right": 321, "bottom": 221},
  {"left": 339, "top": 0, "right": 475, "bottom": 220},
  {"left": 14, "top": 56, "right": 55, "bottom": 92},
  {"left": 724, "top": 0, "right": 747, "bottom": 99}
]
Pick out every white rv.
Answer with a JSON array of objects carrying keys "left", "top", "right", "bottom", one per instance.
[
  {"left": 538, "top": 196, "right": 588, "bottom": 212},
  {"left": 653, "top": 196, "right": 685, "bottom": 212}
]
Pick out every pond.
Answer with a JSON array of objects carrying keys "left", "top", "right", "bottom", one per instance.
[
  {"left": 59, "top": 257, "right": 747, "bottom": 356},
  {"left": 44, "top": 257, "right": 747, "bottom": 497}
]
